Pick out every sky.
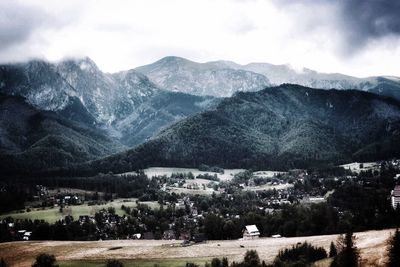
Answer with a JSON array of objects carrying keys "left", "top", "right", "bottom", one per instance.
[{"left": 1, "top": 0, "right": 400, "bottom": 77}]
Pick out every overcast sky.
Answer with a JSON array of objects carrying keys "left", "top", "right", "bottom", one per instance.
[{"left": 1, "top": 0, "right": 400, "bottom": 77}]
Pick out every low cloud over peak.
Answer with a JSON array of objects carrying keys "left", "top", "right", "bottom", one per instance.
[{"left": 0, "top": 0, "right": 399, "bottom": 77}]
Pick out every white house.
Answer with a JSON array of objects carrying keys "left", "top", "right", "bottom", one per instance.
[
  {"left": 23, "top": 232, "right": 32, "bottom": 241},
  {"left": 391, "top": 185, "right": 400, "bottom": 209},
  {"left": 243, "top": 225, "right": 260, "bottom": 239}
]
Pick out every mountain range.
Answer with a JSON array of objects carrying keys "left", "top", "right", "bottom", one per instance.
[
  {"left": 137, "top": 56, "right": 400, "bottom": 100},
  {"left": 1, "top": 56, "right": 400, "bottom": 174},
  {"left": 0, "top": 58, "right": 215, "bottom": 146}
]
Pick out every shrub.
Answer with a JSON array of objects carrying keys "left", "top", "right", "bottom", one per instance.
[
  {"left": 273, "top": 242, "right": 327, "bottom": 266},
  {"left": 0, "top": 258, "right": 7, "bottom": 267},
  {"left": 31, "top": 253, "right": 58, "bottom": 267},
  {"left": 106, "top": 259, "right": 124, "bottom": 267}
]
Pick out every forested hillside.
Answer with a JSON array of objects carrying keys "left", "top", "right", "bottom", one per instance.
[{"left": 82, "top": 84, "right": 400, "bottom": 174}]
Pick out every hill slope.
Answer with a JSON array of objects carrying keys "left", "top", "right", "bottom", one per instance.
[
  {"left": 87, "top": 85, "right": 400, "bottom": 173},
  {"left": 115, "top": 91, "right": 216, "bottom": 147},
  {"left": 0, "top": 94, "right": 123, "bottom": 174}
]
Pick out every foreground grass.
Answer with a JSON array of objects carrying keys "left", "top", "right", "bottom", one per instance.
[
  {"left": 0, "top": 199, "right": 159, "bottom": 223},
  {"left": 58, "top": 258, "right": 210, "bottom": 267},
  {"left": 57, "top": 257, "right": 331, "bottom": 267},
  {"left": 312, "top": 258, "right": 333, "bottom": 267}
]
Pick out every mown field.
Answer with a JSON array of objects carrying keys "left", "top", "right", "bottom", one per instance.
[
  {"left": 58, "top": 258, "right": 210, "bottom": 267},
  {"left": 0, "top": 229, "right": 392, "bottom": 267},
  {"left": 0, "top": 199, "right": 159, "bottom": 223},
  {"left": 122, "top": 167, "right": 245, "bottom": 181}
]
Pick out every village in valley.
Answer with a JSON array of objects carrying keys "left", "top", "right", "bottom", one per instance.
[{"left": 1, "top": 159, "right": 400, "bottom": 246}]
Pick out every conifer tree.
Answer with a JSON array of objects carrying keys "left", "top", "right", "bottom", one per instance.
[
  {"left": 329, "top": 241, "right": 337, "bottom": 257},
  {"left": 387, "top": 228, "right": 400, "bottom": 267},
  {"left": 331, "top": 232, "right": 359, "bottom": 267}
]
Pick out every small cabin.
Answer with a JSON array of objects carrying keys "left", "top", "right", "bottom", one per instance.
[
  {"left": 243, "top": 225, "right": 260, "bottom": 239},
  {"left": 391, "top": 185, "right": 400, "bottom": 209}
]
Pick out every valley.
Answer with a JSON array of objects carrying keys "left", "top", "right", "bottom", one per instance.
[
  {"left": 2, "top": 0, "right": 400, "bottom": 266},
  {"left": 1, "top": 55, "right": 400, "bottom": 267}
]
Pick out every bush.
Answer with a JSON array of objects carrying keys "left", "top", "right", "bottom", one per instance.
[
  {"left": 273, "top": 242, "right": 327, "bottom": 266},
  {"left": 106, "top": 259, "right": 124, "bottom": 267},
  {"left": 31, "top": 254, "right": 58, "bottom": 267},
  {"left": 243, "top": 250, "right": 261, "bottom": 267}
]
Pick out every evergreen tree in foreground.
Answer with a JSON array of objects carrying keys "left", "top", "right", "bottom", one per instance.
[
  {"left": 331, "top": 232, "right": 359, "bottom": 267},
  {"left": 387, "top": 228, "right": 400, "bottom": 267},
  {"left": 329, "top": 241, "right": 337, "bottom": 257}
]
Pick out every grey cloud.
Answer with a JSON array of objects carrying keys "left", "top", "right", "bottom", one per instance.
[
  {"left": 0, "top": 1, "right": 50, "bottom": 50},
  {"left": 274, "top": 0, "right": 400, "bottom": 54},
  {"left": 338, "top": 0, "right": 400, "bottom": 52},
  {"left": 0, "top": 0, "right": 80, "bottom": 56},
  {"left": 233, "top": 20, "right": 256, "bottom": 34}
]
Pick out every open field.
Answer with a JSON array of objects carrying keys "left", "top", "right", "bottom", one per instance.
[
  {"left": 0, "top": 229, "right": 393, "bottom": 267},
  {"left": 166, "top": 178, "right": 218, "bottom": 195},
  {"left": 0, "top": 199, "right": 159, "bottom": 223},
  {"left": 120, "top": 167, "right": 245, "bottom": 181},
  {"left": 57, "top": 258, "right": 209, "bottom": 267},
  {"left": 167, "top": 187, "right": 215, "bottom": 195},
  {"left": 46, "top": 188, "right": 102, "bottom": 196},
  {"left": 253, "top": 171, "right": 287, "bottom": 178},
  {"left": 340, "top": 161, "right": 380, "bottom": 174},
  {"left": 244, "top": 183, "right": 294, "bottom": 191}
]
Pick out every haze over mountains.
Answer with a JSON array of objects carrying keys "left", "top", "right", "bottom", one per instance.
[{"left": 0, "top": 56, "right": 400, "bottom": 174}]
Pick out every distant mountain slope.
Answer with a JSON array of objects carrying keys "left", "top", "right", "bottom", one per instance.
[
  {"left": 56, "top": 58, "right": 160, "bottom": 124},
  {"left": 115, "top": 91, "right": 217, "bottom": 147},
  {"left": 236, "top": 63, "right": 400, "bottom": 101},
  {"left": 0, "top": 60, "right": 77, "bottom": 111},
  {"left": 136, "top": 56, "right": 271, "bottom": 97},
  {"left": 0, "top": 94, "right": 124, "bottom": 174},
  {"left": 0, "top": 57, "right": 161, "bottom": 125},
  {"left": 137, "top": 56, "right": 400, "bottom": 100},
  {"left": 86, "top": 84, "right": 400, "bottom": 173}
]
